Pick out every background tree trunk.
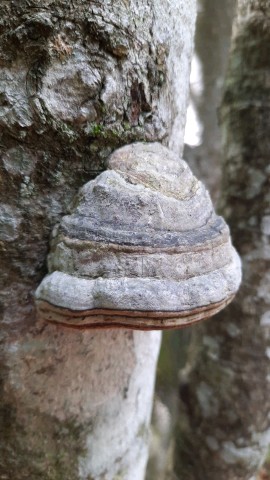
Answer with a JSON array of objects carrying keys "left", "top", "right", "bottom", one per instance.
[
  {"left": 184, "top": 0, "right": 236, "bottom": 202},
  {"left": 146, "top": 2, "right": 235, "bottom": 478},
  {"left": 0, "top": 1, "right": 196, "bottom": 478},
  {"left": 173, "top": 1, "right": 270, "bottom": 479}
]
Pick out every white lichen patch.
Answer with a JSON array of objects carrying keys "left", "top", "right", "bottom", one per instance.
[
  {"left": 261, "top": 216, "right": 270, "bottom": 235},
  {"left": 260, "top": 312, "right": 270, "bottom": 327},
  {"left": 245, "top": 168, "right": 266, "bottom": 200},
  {"left": 251, "top": 427, "right": 270, "bottom": 451},
  {"left": 243, "top": 245, "right": 270, "bottom": 262},
  {"left": 225, "top": 322, "right": 241, "bottom": 338},
  {"left": 220, "top": 441, "right": 262, "bottom": 468},
  {"left": 0, "top": 63, "right": 33, "bottom": 129},
  {"left": 196, "top": 382, "right": 219, "bottom": 418},
  {"left": 265, "top": 347, "right": 270, "bottom": 360},
  {"left": 0, "top": 204, "right": 22, "bottom": 242},
  {"left": 20, "top": 175, "right": 35, "bottom": 199},
  {"left": 203, "top": 335, "right": 220, "bottom": 360},
  {"left": 41, "top": 45, "right": 102, "bottom": 123},
  {"left": 3, "top": 146, "right": 37, "bottom": 176}
]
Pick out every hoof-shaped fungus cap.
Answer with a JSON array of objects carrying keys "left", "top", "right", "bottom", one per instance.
[{"left": 35, "top": 143, "right": 241, "bottom": 329}]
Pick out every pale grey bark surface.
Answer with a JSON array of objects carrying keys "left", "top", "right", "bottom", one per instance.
[
  {"left": 173, "top": 1, "right": 270, "bottom": 479},
  {"left": 0, "top": 1, "right": 196, "bottom": 478},
  {"left": 184, "top": 0, "right": 236, "bottom": 202}
]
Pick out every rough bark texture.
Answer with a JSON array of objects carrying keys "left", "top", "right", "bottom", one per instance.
[
  {"left": 173, "top": 1, "right": 270, "bottom": 479},
  {"left": 0, "top": 1, "right": 196, "bottom": 479}
]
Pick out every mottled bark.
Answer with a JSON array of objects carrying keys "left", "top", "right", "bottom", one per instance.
[
  {"left": 0, "top": 1, "right": 196, "bottom": 479},
  {"left": 174, "top": 1, "right": 270, "bottom": 479}
]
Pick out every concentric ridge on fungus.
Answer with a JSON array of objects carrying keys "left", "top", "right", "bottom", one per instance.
[{"left": 35, "top": 142, "right": 242, "bottom": 329}]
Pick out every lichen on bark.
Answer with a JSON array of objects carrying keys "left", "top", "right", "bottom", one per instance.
[{"left": 0, "top": 1, "right": 196, "bottom": 478}]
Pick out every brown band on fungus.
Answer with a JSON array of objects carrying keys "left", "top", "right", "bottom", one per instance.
[{"left": 36, "top": 295, "right": 235, "bottom": 330}]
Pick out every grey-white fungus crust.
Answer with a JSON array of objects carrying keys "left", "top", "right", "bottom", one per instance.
[{"left": 35, "top": 142, "right": 242, "bottom": 329}]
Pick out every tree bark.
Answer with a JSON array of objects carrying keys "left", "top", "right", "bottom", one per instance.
[
  {"left": 184, "top": 0, "right": 236, "bottom": 202},
  {"left": 174, "top": 1, "right": 270, "bottom": 479},
  {"left": 0, "top": 1, "right": 196, "bottom": 478}
]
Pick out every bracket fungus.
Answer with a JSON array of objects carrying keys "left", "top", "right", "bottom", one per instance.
[{"left": 35, "top": 142, "right": 241, "bottom": 330}]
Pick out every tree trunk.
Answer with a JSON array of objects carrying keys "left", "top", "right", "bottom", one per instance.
[
  {"left": 184, "top": 0, "right": 236, "bottom": 202},
  {"left": 0, "top": 1, "right": 196, "bottom": 478},
  {"left": 147, "top": 2, "right": 235, "bottom": 477},
  {"left": 174, "top": 1, "right": 270, "bottom": 479}
]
